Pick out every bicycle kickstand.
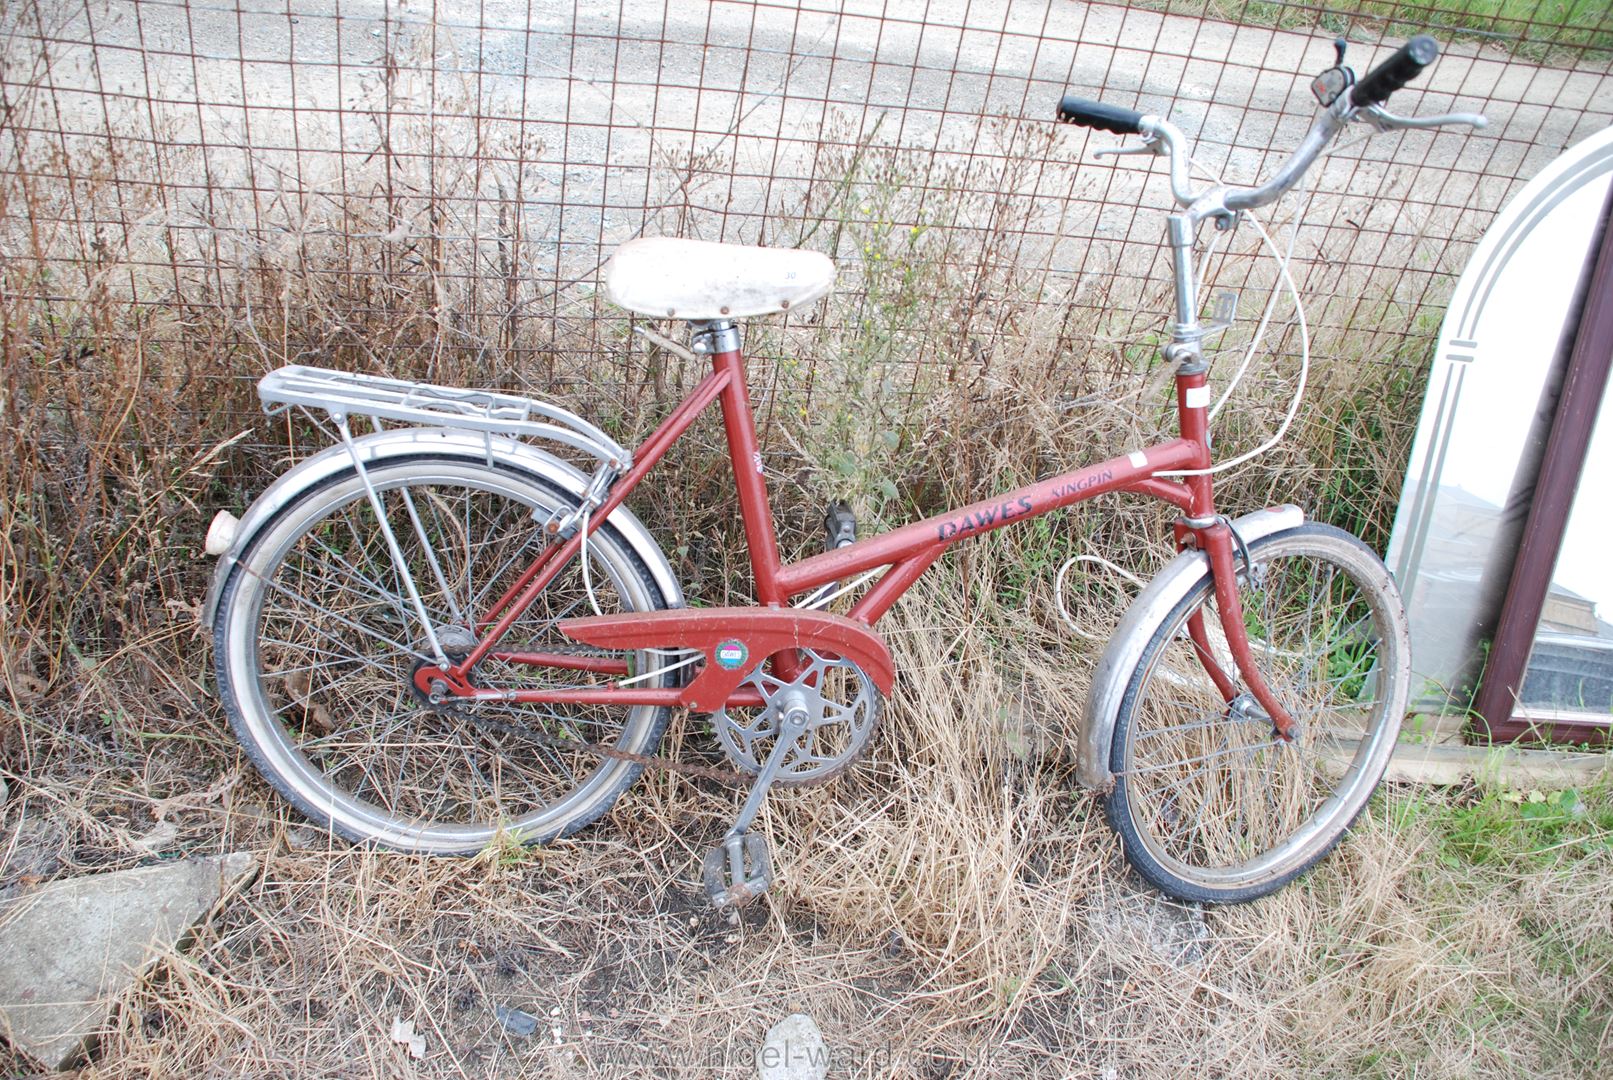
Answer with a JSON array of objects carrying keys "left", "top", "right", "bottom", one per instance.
[{"left": 701, "top": 700, "right": 812, "bottom": 908}]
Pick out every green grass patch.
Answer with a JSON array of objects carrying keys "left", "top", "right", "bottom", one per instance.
[
  {"left": 1407, "top": 782, "right": 1613, "bottom": 869},
  {"left": 1140, "top": 1, "right": 1613, "bottom": 56}
]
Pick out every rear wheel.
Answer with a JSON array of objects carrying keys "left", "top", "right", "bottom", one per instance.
[
  {"left": 1103, "top": 524, "right": 1410, "bottom": 903},
  {"left": 213, "top": 455, "right": 678, "bottom": 853}
]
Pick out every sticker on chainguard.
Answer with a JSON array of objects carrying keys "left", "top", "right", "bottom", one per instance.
[{"left": 713, "top": 639, "right": 749, "bottom": 670}]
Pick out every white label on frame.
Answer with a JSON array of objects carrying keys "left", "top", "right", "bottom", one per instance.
[
  {"left": 1184, "top": 386, "right": 1211, "bottom": 409},
  {"left": 1128, "top": 451, "right": 1148, "bottom": 469}
]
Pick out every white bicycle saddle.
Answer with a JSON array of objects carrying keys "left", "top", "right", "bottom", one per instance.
[{"left": 602, "top": 236, "right": 834, "bottom": 320}]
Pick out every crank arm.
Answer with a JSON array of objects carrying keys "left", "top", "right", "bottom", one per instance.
[
  {"left": 727, "top": 698, "right": 811, "bottom": 839},
  {"left": 702, "top": 695, "right": 812, "bottom": 907}
]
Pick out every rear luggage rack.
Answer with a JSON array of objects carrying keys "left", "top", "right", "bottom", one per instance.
[{"left": 257, "top": 364, "right": 632, "bottom": 469}]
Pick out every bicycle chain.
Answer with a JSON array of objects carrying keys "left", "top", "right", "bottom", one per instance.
[{"left": 435, "top": 699, "right": 753, "bottom": 788}]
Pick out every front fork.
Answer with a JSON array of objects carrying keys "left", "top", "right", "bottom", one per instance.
[{"left": 1176, "top": 521, "right": 1298, "bottom": 740}]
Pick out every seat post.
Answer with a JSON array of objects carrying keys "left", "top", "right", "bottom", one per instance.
[
  {"left": 693, "top": 318, "right": 788, "bottom": 611},
  {"left": 689, "top": 319, "right": 741, "bottom": 357}
]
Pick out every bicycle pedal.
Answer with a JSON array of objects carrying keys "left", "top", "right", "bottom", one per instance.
[
  {"left": 701, "top": 832, "right": 772, "bottom": 908},
  {"left": 823, "top": 500, "right": 857, "bottom": 551}
]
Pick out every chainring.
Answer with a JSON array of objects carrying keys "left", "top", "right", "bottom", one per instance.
[{"left": 711, "top": 649, "right": 881, "bottom": 787}]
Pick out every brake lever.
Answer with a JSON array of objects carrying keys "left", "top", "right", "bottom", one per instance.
[
  {"left": 1093, "top": 135, "right": 1166, "bottom": 160},
  {"left": 1360, "top": 104, "right": 1488, "bottom": 131}
]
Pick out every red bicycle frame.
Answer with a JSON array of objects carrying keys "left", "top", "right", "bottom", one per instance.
[{"left": 416, "top": 341, "right": 1295, "bottom": 735}]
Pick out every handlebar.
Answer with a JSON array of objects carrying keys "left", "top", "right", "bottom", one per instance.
[
  {"left": 1055, "top": 33, "right": 1485, "bottom": 216},
  {"left": 1057, "top": 95, "right": 1144, "bottom": 136},
  {"left": 1351, "top": 34, "right": 1439, "bottom": 109}
]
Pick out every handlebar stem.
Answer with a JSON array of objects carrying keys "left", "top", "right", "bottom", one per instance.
[
  {"left": 1165, "top": 213, "right": 1205, "bottom": 355},
  {"left": 1117, "top": 81, "right": 1484, "bottom": 376},
  {"left": 1155, "top": 98, "right": 1353, "bottom": 363}
]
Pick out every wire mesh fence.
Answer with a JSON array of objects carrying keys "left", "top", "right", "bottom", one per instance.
[{"left": 2, "top": 0, "right": 1610, "bottom": 498}]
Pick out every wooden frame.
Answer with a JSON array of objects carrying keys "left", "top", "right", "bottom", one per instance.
[{"left": 1473, "top": 180, "right": 1613, "bottom": 746}]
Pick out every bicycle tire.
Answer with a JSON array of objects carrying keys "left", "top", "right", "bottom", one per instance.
[
  {"left": 213, "top": 453, "right": 679, "bottom": 854},
  {"left": 1103, "top": 523, "right": 1410, "bottom": 903}
]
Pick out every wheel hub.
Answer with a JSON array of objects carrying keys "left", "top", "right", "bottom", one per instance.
[
  {"left": 1227, "top": 692, "right": 1301, "bottom": 741},
  {"left": 409, "top": 626, "right": 480, "bottom": 706}
]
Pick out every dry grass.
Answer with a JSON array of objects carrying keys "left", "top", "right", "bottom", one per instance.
[
  {"left": 4, "top": 564, "right": 1610, "bottom": 1077},
  {"left": 3, "top": 14, "right": 1610, "bottom": 1078}
]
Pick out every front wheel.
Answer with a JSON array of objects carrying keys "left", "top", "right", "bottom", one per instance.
[{"left": 1103, "top": 524, "right": 1410, "bottom": 904}]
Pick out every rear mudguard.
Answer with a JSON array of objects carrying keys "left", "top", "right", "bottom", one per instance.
[
  {"left": 560, "top": 607, "right": 894, "bottom": 712},
  {"left": 202, "top": 427, "right": 683, "bottom": 627},
  {"left": 1076, "top": 504, "right": 1305, "bottom": 791}
]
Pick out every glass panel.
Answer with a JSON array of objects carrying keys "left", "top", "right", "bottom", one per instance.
[{"left": 1521, "top": 385, "right": 1613, "bottom": 720}]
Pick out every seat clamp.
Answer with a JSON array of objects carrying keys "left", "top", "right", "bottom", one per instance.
[{"left": 689, "top": 319, "right": 742, "bottom": 355}]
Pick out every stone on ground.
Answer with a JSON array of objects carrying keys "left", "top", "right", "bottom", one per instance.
[
  {"left": 0, "top": 852, "right": 256, "bottom": 1070},
  {"left": 757, "top": 1012, "right": 829, "bottom": 1080}
]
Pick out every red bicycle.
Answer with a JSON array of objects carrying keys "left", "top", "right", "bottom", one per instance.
[{"left": 207, "top": 36, "right": 1484, "bottom": 905}]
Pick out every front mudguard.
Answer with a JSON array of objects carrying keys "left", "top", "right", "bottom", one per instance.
[{"left": 1076, "top": 505, "right": 1305, "bottom": 791}]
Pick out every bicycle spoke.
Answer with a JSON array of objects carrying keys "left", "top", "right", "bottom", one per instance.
[
  {"left": 258, "top": 636, "right": 400, "bottom": 679},
  {"left": 1126, "top": 738, "right": 1275, "bottom": 776},
  {"left": 1132, "top": 711, "right": 1261, "bottom": 741},
  {"left": 338, "top": 502, "right": 413, "bottom": 622},
  {"left": 302, "top": 534, "right": 420, "bottom": 625}
]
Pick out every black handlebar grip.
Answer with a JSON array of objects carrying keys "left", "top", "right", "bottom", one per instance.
[
  {"left": 1351, "top": 35, "right": 1439, "bottom": 109},
  {"left": 1057, "top": 94, "right": 1144, "bottom": 136}
]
